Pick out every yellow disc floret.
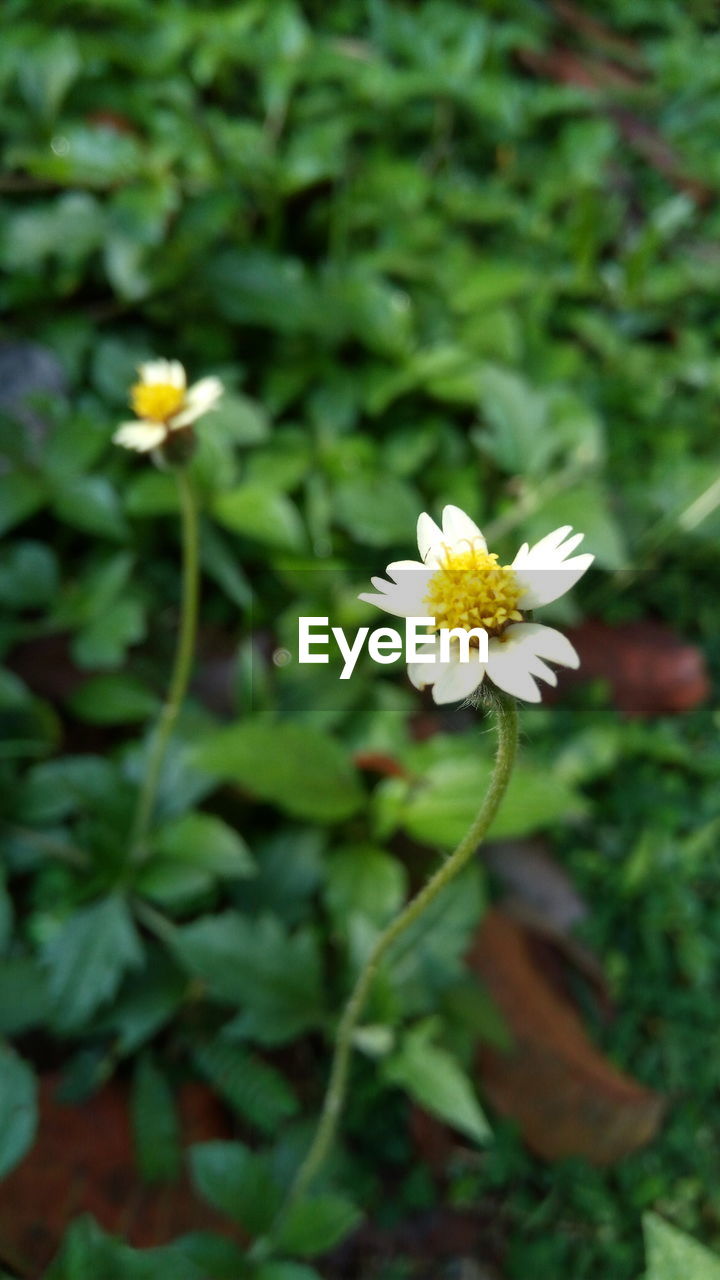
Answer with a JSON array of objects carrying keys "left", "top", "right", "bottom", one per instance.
[
  {"left": 424, "top": 544, "right": 524, "bottom": 635},
  {"left": 131, "top": 381, "right": 185, "bottom": 423}
]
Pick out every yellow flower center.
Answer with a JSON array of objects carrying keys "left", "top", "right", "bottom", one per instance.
[
  {"left": 424, "top": 544, "right": 524, "bottom": 636},
  {"left": 131, "top": 381, "right": 185, "bottom": 423}
]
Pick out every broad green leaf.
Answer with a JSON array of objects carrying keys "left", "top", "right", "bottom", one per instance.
[
  {"left": 43, "top": 895, "right": 144, "bottom": 1029},
  {"left": 72, "top": 597, "right": 146, "bottom": 669},
  {"left": 51, "top": 474, "right": 127, "bottom": 540},
  {"left": 17, "top": 31, "right": 81, "bottom": 118},
  {"left": 0, "top": 1044, "right": 37, "bottom": 1176},
  {"left": 276, "top": 1192, "right": 362, "bottom": 1258},
  {"left": 150, "top": 813, "right": 254, "bottom": 878},
  {"left": 213, "top": 484, "right": 305, "bottom": 550},
  {"left": 171, "top": 912, "right": 324, "bottom": 1043},
  {"left": 44, "top": 1214, "right": 206, "bottom": 1280},
  {"left": 0, "top": 472, "right": 45, "bottom": 536},
  {"left": 0, "top": 541, "right": 58, "bottom": 608},
  {"left": 325, "top": 846, "right": 407, "bottom": 926},
  {"left": 191, "top": 720, "right": 363, "bottom": 823},
  {"left": 125, "top": 470, "right": 178, "bottom": 516},
  {"left": 0, "top": 957, "right": 51, "bottom": 1034},
  {"left": 68, "top": 673, "right": 159, "bottom": 724},
  {"left": 644, "top": 1213, "right": 720, "bottom": 1280},
  {"left": 377, "top": 738, "right": 585, "bottom": 848},
  {"left": 384, "top": 1020, "right": 491, "bottom": 1144},
  {"left": 254, "top": 1266, "right": 323, "bottom": 1280},
  {"left": 333, "top": 473, "right": 420, "bottom": 547},
  {"left": 476, "top": 365, "right": 556, "bottom": 476},
  {"left": 190, "top": 1140, "right": 282, "bottom": 1234}
]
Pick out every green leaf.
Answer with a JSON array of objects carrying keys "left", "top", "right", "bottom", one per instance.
[
  {"left": 0, "top": 541, "right": 58, "bottom": 608},
  {"left": 254, "top": 1266, "right": 323, "bottom": 1280},
  {"left": 0, "top": 472, "right": 45, "bottom": 536},
  {"left": 171, "top": 912, "right": 324, "bottom": 1043},
  {"left": 333, "top": 473, "right": 420, "bottom": 547},
  {"left": 193, "top": 1041, "right": 298, "bottom": 1134},
  {"left": 325, "top": 846, "right": 407, "bottom": 926},
  {"left": 453, "top": 260, "right": 541, "bottom": 311},
  {"left": 72, "top": 597, "right": 146, "bottom": 669},
  {"left": 378, "top": 738, "right": 585, "bottom": 848},
  {"left": 0, "top": 957, "right": 51, "bottom": 1034},
  {"left": 276, "top": 1193, "right": 362, "bottom": 1258},
  {"left": 138, "top": 814, "right": 254, "bottom": 906},
  {"left": 132, "top": 1053, "right": 181, "bottom": 1184},
  {"left": 384, "top": 1020, "right": 491, "bottom": 1144},
  {"left": 51, "top": 474, "right": 128, "bottom": 540},
  {"left": 68, "top": 673, "right": 159, "bottom": 725},
  {"left": 44, "top": 1214, "right": 206, "bottom": 1280},
  {"left": 43, "top": 896, "right": 144, "bottom": 1029},
  {"left": 476, "top": 365, "right": 556, "bottom": 476},
  {"left": 125, "top": 470, "right": 178, "bottom": 517},
  {"left": 213, "top": 484, "right": 305, "bottom": 550},
  {"left": 190, "top": 1140, "right": 282, "bottom": 1234},
  {"left": 151, "top": 813, "right": 255, "bottom": 878},
  {"left": 191, "top": 720, "right": 363, "bottom": 823},
  {"left": 644, "top": 1213, "right": 720, "bottom": 1280},
  {"left": 17, "top": 31, "right": 81, "bottom": 119},
  {"left": 0, "top": 1043, "right": 37, "bottom": 1176},
  {"left": 92, "top": 950, "right": 185, "bottom": 1056},
  {"left": 203, "top": 391, "right": 270, "bottom": 446}
]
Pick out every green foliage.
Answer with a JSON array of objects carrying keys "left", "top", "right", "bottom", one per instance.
[
  {"left": 171, "top": 912, "right": 325, "bottom": 1043},
  {"left": 383, "top": 1018, "right": 491, "bottom": 1144},
  {"left": 0, "top": 1042, "right": 37, "bottom": 1176},
  {"left": 42, "top": 896, "right": 144, "bottom": 1030},
  {"left": 644, "top": 1215, "right": 720, "bottom": 1280},
  {"left": 275, "top": 1193, "right": 363, "bottom": 1258},
  {"left": 131, "top": 1053, "right": 181, "bottom": 1184},
  {"left": 190, "top": 1140, "right": 283, "bottom": 1234},
  {"left": 191, "top": 721, "right": 364, "bottom": 823},
  {"left": 0, "top": 0, "right": 718, "bottom": 1276},
  {"left": 192, "top": 1041, "right": 298, "bottom": 1135}
]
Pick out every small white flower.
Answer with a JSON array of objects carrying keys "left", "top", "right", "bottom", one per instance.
[
  {"left": 359, "top": 504, "right": 593, "bottom": 704},
  {"left": 113, "top": 359, "right": 223, "bottom": 452}
]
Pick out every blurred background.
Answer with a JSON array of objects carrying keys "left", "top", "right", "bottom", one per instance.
[{"left": 1, "top": 1, "right": 719, "bottom": 1277}]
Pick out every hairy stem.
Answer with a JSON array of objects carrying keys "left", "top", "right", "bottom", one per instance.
[
  {"left": 129, "top": 467, "right": 199, "bottom": 861},
  {"left": 279, "top": 691, "right": 519, "bottom": 1217}
]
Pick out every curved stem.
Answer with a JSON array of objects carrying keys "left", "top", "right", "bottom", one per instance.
[
  {"left": 129, "top": 467, "right": 200, "bottom": 861},
  {"left": 281, "top": 692, "right": 519, "bottom": 1215}
]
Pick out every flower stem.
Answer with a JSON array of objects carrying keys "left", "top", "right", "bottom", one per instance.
[
  {"left": 129, "top": 467, "right": 200, "bottom": 861},
  {"left": 280, "top": 691, "right": 519, "bottom": 1215}
]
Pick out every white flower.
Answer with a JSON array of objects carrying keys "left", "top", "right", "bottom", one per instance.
[
  {"left": 359, "top": 504, "right": 593, "bottom": 704},
  {"left": 113, "top": 359, "right": 223, "bottom": 452}
]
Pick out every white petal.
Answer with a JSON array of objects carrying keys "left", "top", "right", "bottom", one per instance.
[
  {"left": 417, "top": 512, "right": 444, "bottom": 565},
  {"left": 138, "top": 359, "right": 186, "bottom": 389},
  {"left": 512, "top": 526, "right": 593, "bottom": 608},
  {"left": 385, "top": 559, "right": 429, "bottom": 578},
  {"left": 113, "top": 421, "right": 167, "bottom": 452},
  {"left": 431, "top": 656, "right": 485, "bottom": 704},
  {"left": 441, "top": 504, "right": 486, "bottom": 552},
  {"left": 486, "top": 622, "right": 580, "bottom": 702},
  {"left": 358, "top": 572, "right": 430, "bottom": 619},
  {"left": 517, "top": 622, "right": 580, "bottom": 669},
  {"left": 359, "top": 560, "right": 434, "bottom": 619},
  {"left": 407, "top": 633, "right": 442, "bottom": 690},
  {"left": 170, "top": 375, "right": 223, "bottom": 428},
  {"left": 515, "top": 557, "right": 594, "bottom": 609},
  {"left": 512, "top": 526, "right": 574, "bottom": 567}
]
